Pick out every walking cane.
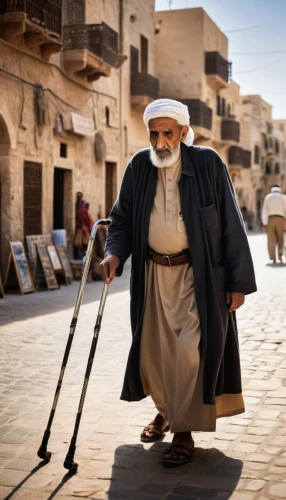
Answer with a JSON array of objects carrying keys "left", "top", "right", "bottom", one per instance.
[
  {"left": 63, "top": 281, "right": 109, "bottom": 472},
  {"left": 37, "top": 219, "right": 111, "bottom": 461}
]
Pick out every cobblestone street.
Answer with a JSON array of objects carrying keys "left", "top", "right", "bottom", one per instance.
[{"left": 0, "top": 233, "right": 286, "bottom": 500}]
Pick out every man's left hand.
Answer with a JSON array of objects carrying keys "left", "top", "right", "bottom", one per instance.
[{"left": 226, "top": 292, "right": 245, "bottom": 312}]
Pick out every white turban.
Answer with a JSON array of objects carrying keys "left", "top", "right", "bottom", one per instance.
[
  {"left": 271, "top": 186, "right": 281, "bottom": 193},
  {"left": 143, "top": 98, "right": 194, "bottom": 147}
]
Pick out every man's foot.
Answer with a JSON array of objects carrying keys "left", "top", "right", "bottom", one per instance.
[
  {"left": 140, "top": 413, "right": 169, "bottom": 443},
  {"left": 162, "top": 432, "right": 194, "bottom": 467}
]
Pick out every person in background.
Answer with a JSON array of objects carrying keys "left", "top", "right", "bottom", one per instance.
[
  {"left": 76, "top": 191, "right": 84, "bottom": 213},
  {"left": 74, "top": 199, "right": 93, "bottom": 258},
  {"left": 261, "top": 185, "right": 286, "bottom": 264},
  {"left": 74, "top": 192, "right": 85, "bottom": 258},
  {"left": 81, "top": 201, "right": 94, "bottom": 250}
]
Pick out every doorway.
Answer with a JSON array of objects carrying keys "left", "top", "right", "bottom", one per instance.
[
  {"left": 105, "top": 162, "right": 117, "bottom": 217},
  {"left": 53, "top": 167, "right": 64, "bottom": 229},
  {"left": 53, "top": 167, "right": 73, "bottom": 249},
  {"left": 24, "top": 161, "right": 42, "bottom": 236}
]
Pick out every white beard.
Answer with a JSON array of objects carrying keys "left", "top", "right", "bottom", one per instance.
[{"left": 149, "top": 143, "right": 181, "bottom": 168}]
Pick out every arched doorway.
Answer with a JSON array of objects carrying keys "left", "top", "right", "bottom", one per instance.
[{"left": 0, "top": 114, "right": 12, "bottom": 276}]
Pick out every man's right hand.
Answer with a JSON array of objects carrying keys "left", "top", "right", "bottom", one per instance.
[{"left": 99, "top": 254, "right": 120, "bottom": 284}]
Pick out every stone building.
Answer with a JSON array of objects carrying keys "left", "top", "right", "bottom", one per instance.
[
  {"left": 154, "top": 7, "right": 285, "bottom": 228},
  {"left": 0, "top": 1, "right": 285, "bottom": 279},
  {"left": 0, "top": 0, "right": 158, "bottom": 276},
  {"left": 154, "top": 7, "right": 246, "bottom": 166},
  {"left": 237, "top": 95, "right": 286, "bottom": 226}
]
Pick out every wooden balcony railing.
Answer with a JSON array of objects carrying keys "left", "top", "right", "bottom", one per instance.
[
  {"left": 0, "top": 0, "right": 62, "bottom": 36},
  {"left": 242, "top": 150, "right": 251, "bottom": 169},
  {"left": 131, "top": 73, "right": 159, "bottom": 100},
  {"left": 228, "top": 147, "right": 251, "bottom": 169},
  {"left": 228, "top": 146, "right": 243, "bottom": 165},
  {"left": 205, "top": 51, "right": 232, "bottom": 85},
  {"left": 221, "top": 118, "right": 240, "bottom": 142},
  {"left": 63, "top": 23, "right": 119, "bottom": 68},
  {"left": 181, "top": 99, "right": 212, "bottom": 131}
]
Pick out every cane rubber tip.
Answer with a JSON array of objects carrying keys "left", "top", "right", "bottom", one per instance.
[
  {"left": 37, "top": 449, "right": 52, "bottom": 461},
  {"left": 64, "top": 460, "right": 78, "bottom": 472}
]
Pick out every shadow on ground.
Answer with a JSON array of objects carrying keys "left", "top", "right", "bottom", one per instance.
[
  {"left": 3, "top": 443, "right": 243, "bottom": 500},
  {"left": 105, "top": 443, "right": 243, "bottom": 500},
  {"left": 0, "top": 261, "right": 131, "bottom": 326}
]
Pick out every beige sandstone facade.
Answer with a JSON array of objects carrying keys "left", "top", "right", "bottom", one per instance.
[
  {"left": 236, "top": 96, "right": 286, "bottom": 226},
  {"left": 154, "top": 8, "right": 286, "bottom": 228},
  {"left": 0, "top": 0, "right": 158, "bottom": 276},
  {"left": 0, "top": 2, "right": 285, "bottom": 278},
  {"left": 154, "top": 8, "right": 242, "bottom": 165}
]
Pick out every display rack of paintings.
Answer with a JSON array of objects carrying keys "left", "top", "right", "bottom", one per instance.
[
  {"left": 36, "top": 243, "right": 59, "bottom": 290},
  {"left": 26, "top": 234, "right": 53, "bottom": 289},
  {"left": 4, "top": 242, "right": 35, "bottom": 294},
  {"left": 47, "top": 244, "right": 67, "bottom": 285},
  {"left": 56, "top": 245, "right": 73, "bottom": 285}
]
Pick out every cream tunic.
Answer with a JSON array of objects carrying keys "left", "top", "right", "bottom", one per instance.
[{"left": 140, "top": 155, "right": 244, "bottom": 432}]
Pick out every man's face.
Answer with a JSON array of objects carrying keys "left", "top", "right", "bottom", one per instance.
[
  {"left": 148, "top": 117, "right": 188, "bottom": 168},
  {"left": 149, "top": 117, "right": 187, "bottom": 154}
]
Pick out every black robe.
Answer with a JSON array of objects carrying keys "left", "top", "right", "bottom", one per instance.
[{"left": 105, "top": 144, "right": 257, "bottom": 405}]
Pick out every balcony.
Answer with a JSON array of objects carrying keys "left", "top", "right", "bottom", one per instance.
[
  {"left": 130, "top": 73, "right": 159, "bottom": 109},
  {"left": 205, "top": 51, "right": 231, "bottom": 90},
  {"left": 181, "top": 99, "right": 212, "bottom": 140},
  {"left": 221, "top": 117, "right": 240, "bottom": 143},
  {"left": 228, "top": 146, "right": 251, "bottom": 172},
  {"left": 0, "top": 0, "right": 62, "bottom": 60},
  {"left": 63, "top": 23, "right": 126, "bottom": 82},
  {"left": 228, "top": 146, "right": 243, "bottom": 168},
  {"left": 242, "top": 150, "right": 251, "bottom": 169}
]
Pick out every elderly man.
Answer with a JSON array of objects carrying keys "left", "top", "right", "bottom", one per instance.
[
  {"left": 261, "top": 185, "right": 286, "bottom": 264},
  {"left": 100, "top": 99, "right": 256, "bottom": 467}
]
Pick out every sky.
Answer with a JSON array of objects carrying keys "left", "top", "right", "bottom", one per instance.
[{"left": 155, "top": 0, "right": 286, "bottom": 119}]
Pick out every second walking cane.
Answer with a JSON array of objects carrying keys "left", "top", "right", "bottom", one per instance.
[
  {"left": 37, "top": 219, "right": 111, "bottom": 461},
  {"left": 64, "top": 281, "right": 109, "bottom": 471}
]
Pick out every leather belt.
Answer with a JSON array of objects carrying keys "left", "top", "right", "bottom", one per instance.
[
  {"left": 147, "top": 247, "right": 191, "bottom": 267},
  {"left": 269, "top": 215, "right": 285, "bottom": 219}
]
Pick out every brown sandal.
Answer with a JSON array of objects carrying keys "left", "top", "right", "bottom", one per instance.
[
  {"left": 162, "top": 444, "right": 194, "bottom": 467},
  {"left": 140, "top": 423, "right": 170, "bottom": 443}
]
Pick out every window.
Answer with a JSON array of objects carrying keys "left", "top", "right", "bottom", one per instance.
[
  {"left": 275, "top": 141, "right": 280, "bottom": 155},
  {"left": 216, "top": 96, "right": 226, "bottom": 116},
  {"left": 266, "top": 162, "right": 272, "bottom": 175},
  {"left": 275, "top": 163, "right": 280, "bottom": 174},
  {"left": 130, "top": 45, "right": 139, "bottom": 74},
  {"left": 216, "top": 95, "right": 221, "bottom": 116},
  {"left": 105, "top": 106, "right": 110, "bottom": 126},
  {"left": 140, "top": 35, "right": 148, "bottom": 73},
  {"left": 254, "top": 145, "right": 260, "bottom": 164},
  {"left": 221, "top": 98, "right": 226, "bottom": 117},
  {"left": 63, "top": 0, "right": 85, "bottom": 25},
  {"left": 60, "top": 143, "right": 67, "bottom": 158}
]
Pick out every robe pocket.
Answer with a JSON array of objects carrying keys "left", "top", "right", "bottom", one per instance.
[
  {"left": 176, "top": 217, "right": 187, "bottom": 235},
  {"left": 199, "top": 203, "right": 220, "bottom": 228}
]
